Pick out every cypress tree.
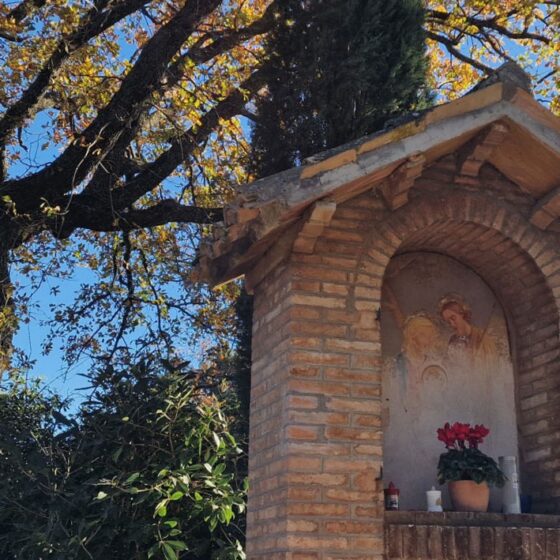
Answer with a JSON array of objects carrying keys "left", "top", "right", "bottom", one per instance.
[{"left": 251, "top": 0, "right": 431, "bottom": 176}]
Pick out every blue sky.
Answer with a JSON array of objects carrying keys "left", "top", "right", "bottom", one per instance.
[{"left": 14, "top": 264, "right": 97, "bottom": 399}]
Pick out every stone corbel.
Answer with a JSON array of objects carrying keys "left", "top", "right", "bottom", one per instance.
[
  {"left": 530, "top": 186, "right": 560, "bottom": 230},
  {"left": 292, "top": 199, "right": 337, "bottom": 254},
  {"left": 379, "top": 153, "right": 425, "bottom": 211},
  {"left": 456, "top": 122, "right": 509, "bottom": 180}
]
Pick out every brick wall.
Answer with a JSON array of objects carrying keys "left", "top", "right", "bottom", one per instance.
[
  {"left": 248, "top": 194, "right": 386, "bottom": 560},
  {"left": 247, "top": 262, "right": 291, "bottom": 559},
  {"left": 247, "top": 159, "right": 560, "bottom": 559},
  {"left": 385, "top": 511, "right": 560, "bottom": 559}
]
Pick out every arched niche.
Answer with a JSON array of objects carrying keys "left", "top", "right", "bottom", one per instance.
[
  {"left": 370, "top": 193, "right": 560, "bottom": 513},
  {"left": 381, "top": 251, "right": 517, "bottom": 510}
]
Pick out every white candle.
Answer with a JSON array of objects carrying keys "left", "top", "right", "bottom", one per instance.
[
  {"left": 499, "top": 456, "right": 521, "bottom": 514},
  {"left": 426, "top": 487, "right": 443, "bottom": 512}
]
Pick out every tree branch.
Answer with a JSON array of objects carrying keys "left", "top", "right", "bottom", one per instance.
[
  {"left": 8, "top": 0, "right": 47, "bottom": 24},
  {"left": 1, "top": 0, "right": 222, "bottom": 209},
  {"left": 426, "top": 31, "right": 492, "bottom": 73},
  {"left": 537, "top": 68, "right": 558, "bottom": 84},
  {"left": 426, "top": 9, "right": 552, "bottom": 44},
  {"left": 83, "top": 1, "right": 279, "bottom": 198},
  {"left": 0, "top": 29, "right": 22, "bottom": 42},
  {"left": 171, "top": 0, "right": 278, "bottom": 76},
  {"left": 0, "top": 0, "right": 152, "bottom": 145},
  {"left": 111, "top": 69, "right": 266, "bottom": 210},
  {"left": 50, "top": 199, "right": 223, "bottom": 238}
]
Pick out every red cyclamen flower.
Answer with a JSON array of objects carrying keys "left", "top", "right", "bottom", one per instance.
[
  {"left": 437, "top": 422, "right": 456, "bottom": 448},
  {"left": 437, "top": 422, "right": 490, "bottom": 450},
  {"left": 468, "top": 424, "right": 490, "bottom": 448},
  {"left": 452, "top": 422, "right": 471, "bottom": 445}
]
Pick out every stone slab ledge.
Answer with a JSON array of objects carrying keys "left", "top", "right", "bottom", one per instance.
[
  {"left": 385, "top": 511, "right": 560, "bottom": 559},
  {"left": 385, "top": 510, "right": 560, "bottom": 528}
]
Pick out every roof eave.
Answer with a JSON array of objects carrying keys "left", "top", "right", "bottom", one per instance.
[{"left": 197, "top": 82, "right": 560, "bottom": 286}]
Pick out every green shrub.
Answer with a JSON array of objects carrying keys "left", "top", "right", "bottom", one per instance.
[{"left": 0, "top": 362, "right": 246, "bottom": 559}]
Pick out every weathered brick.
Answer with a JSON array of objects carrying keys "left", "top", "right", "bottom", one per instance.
[
  {"left": 521, "top": 392, "right": 548, "bottom": 410},
  {"left": 289, "top": 306, "right": 322, "bottom": 321},
  {"left": 289, "top": 411, "right": 349, "bottom": 426},
  {"left": 292, "top": 264, "right": 350, "bottom": 283},
  {"left": 287, "top": 487, "right": 321, "bottom": 501},
  {"left": 287, "top": 473, "right": 348, "bottom": 486},
  {"left": 322, "top": 282, "right": 350, "bottom": 296},
  {"left": 325, "top": 488, "right": 377, "bottom": 502},
  {"left": 286, "top": 456, "right": 322, "bottom": 472},
  {"left": 321, "top": 228, "right": 366, "bottom": 243},
  {"left": 289, "top": 366, "right": 321, "bottom": 378},
  {"left": 287, "top": 503, "right": 349, "bottom": 517},
  {"left": 290, "top": 336, "right": 322, "bottom": 349},
  {"left": 292, "top": 553, "right": 319, "bottom": 560},
  {"left": 285, "top": 536, "right": 349, "bottom": 550},
  {"left": 324, "top": 338, "right": 379, "bottom": 352},
  {"left": 354, "top": 506, "right": 378, "bottom": 518},
  {"left": 325, "top": 521, "right": 380, "bottom": 534},
  {"left": 324, "top": 367, "right": 380, "bottom": 383},
  {"left": 352, "top": 414, "right": 382, "bottom": 427},
  {"left": 289, "top": 351, "right": 349, "bottom": 366},
  {"left": 351, "top": 384, "right": 381, "bottom": 398},
  {"left": 353, "top": 444, "right": 382, "bottom": 456},
  {"left": 353, "top": 471, "right": 379, "bottom": 491},
  {"left": 288, "top": 379, "right": 350, "bottom": 396},
  {"left": 326, "top": 397, "right": 381, "bottom": 414},
  {"left": 290, "top": 294, "right": 346, "bottom": 308},
  {"left": 290, "top": 322, "right": 348, "bottom": 338},
  {"left": 291, "top": 279, "right": 322, "bottom": 292},
  {"left": 287, "top": 520, "right": 319, "bottom": 533},
  {"left": 286, "top": 395, "right": 319, "bottom": 410},
  {"left": 323, "top": 458, "right": 379, "bottom": 472},
  {"left": 325, "top": 426, "right": 381, "bottom": 442},
  {"left": 285, "top": 426, "right": 320, "bottom": 441}
]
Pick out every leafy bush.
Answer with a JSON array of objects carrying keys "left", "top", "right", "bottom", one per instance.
[
  {"left": 0, "top": 373, "right": 68, "bottom": 554},
  {"left": 0, "top": 362, "right": 246, "bottom": 560}
]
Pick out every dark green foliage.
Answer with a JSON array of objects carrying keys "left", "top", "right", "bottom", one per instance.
[
  {"left": 231, "top": 288, "right": 253, "bottom": 433},
  {"left": 251, "top": 0, "right": 431, "bottom": 177},
  {"left": 0, "top": 375, "right": 68, "bottom": 551},
  {"left": 0, "top": 363, "right": 246, "bottom": 560},
  {"left": 437, "top": 448, "right": 506, "bottom": 487}
]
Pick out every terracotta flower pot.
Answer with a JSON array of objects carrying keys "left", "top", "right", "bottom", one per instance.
[{"left": 448, "top": 480, "right": 489, "bottom": 512}]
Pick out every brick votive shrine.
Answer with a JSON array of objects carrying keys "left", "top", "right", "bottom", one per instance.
[{"left": 197, "top": 64, "right": 560, "bottom": 560}]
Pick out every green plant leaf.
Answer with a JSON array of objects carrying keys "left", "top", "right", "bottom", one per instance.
[
  {"left": 162, "top": 542, "right": 178, "bottom": 560},
  {"left": 167, "top": 540, "right": 188, "bottom": 551},
  {"left": 126, "top": 472, "right": 140, "bottom": 484}
]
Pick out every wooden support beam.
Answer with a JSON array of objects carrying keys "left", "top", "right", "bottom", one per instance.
[
  {"left": 379, "top": 153, "right": 425, "bottom": 210},
  {"left": 245, "top": 224, "right": 300, "bottom": 293},
  {"left": 292, "top": 199, "right": 337, "bottom": 254},
  {"left": 530, "top": 185, "right": 560, "bottom": 230},
  {"left": 456, "top": 122, "right": 509, "bottom": 178}
]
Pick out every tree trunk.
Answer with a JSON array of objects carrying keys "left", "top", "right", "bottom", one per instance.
[{"left": 0, "top": 218, "right": 19, "bottom": 378}]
